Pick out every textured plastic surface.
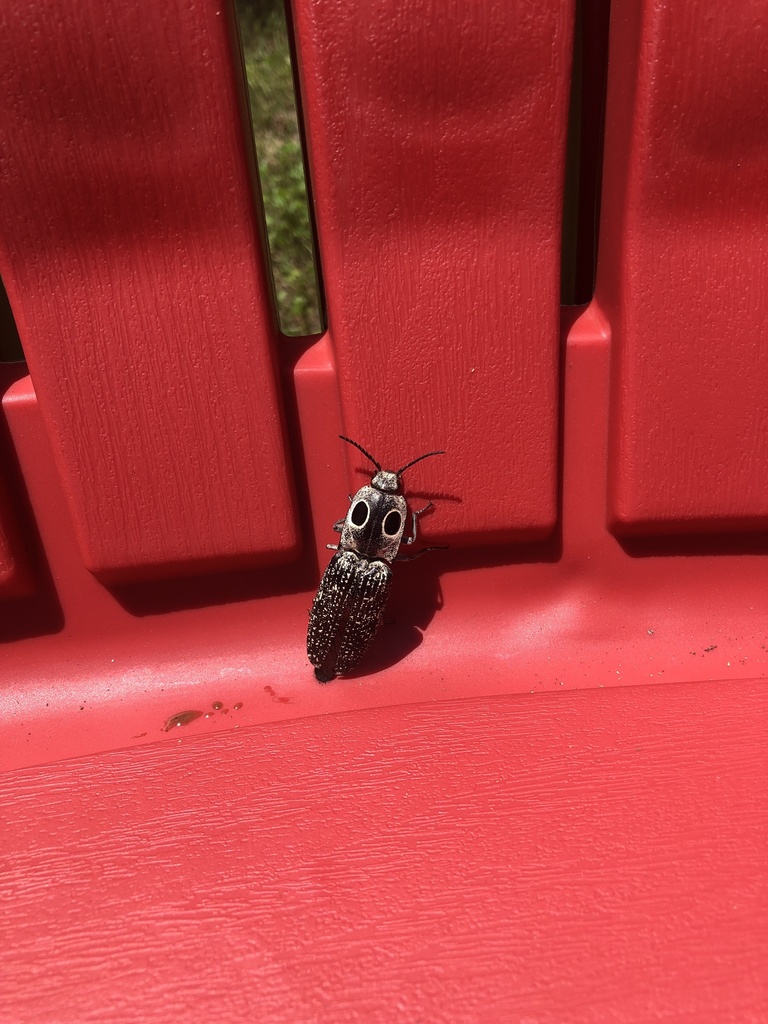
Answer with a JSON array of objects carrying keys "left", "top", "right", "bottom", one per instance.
[
  {"left": 291, "top": 0, "right": 575, "bottom": 544},
  {"left": 2, "top": 683, "right": 766, "bottom": 1024},
  {"left": 600, "top": 1, "right": 768, "bottom": 534},
  {"left": 0, "top": 0, "right": 298, "bottom": 582}
]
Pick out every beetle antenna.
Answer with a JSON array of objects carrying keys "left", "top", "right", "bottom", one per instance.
[
  {"left": 339, "top": 435, "right": 382, "bottom": 471},
  {"left": 396, "top": 449, "right": 446, "bottom": 477}
]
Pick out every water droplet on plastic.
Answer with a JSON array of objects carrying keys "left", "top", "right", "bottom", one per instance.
[{"left": 163, "top": 710, "right": 203, "bottom": 732}]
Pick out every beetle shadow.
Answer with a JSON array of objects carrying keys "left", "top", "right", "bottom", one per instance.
[
  {"left": 346, "top": 497, "right": 564, "bottom": 678},
  {"left": 344, "top": 556, "right": 443, "bottom": 678}
]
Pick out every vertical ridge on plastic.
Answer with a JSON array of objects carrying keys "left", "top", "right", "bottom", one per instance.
[
  {"left": 0, "top": 478, "right": 29, "bottom": 598},
  {"left": 292, "top": 0, "right": 575, "bottom": 543},
  {"left": 0, "top": 0, "right": 298, "bottom": 581},
  {"left": 599, "top": 1, "right": 768, "bottom": 535},
  {"left": 0, "top": 367, "right": 32, "bottom": 598}
]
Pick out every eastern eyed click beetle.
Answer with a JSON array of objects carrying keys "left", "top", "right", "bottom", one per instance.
[{"left": 307, "top": 435, "right": 445, "bottom": 683}]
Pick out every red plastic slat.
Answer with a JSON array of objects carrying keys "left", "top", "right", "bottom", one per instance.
[
  {"left": 599, "top": 1, "right": 768, "bottom": 535},
  {"left": 0, "top": 0, "right": 298, "bottom": 582},
  {"left": 292, "top": 0, "right": 574, "bottom": 543},
  {"left": 1, "top": 683, "right": 765, "bottom": 1023}
]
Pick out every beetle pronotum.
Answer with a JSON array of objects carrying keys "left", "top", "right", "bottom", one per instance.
[{"left": 307, "top": 435, "right": 445, "bottom": 682}]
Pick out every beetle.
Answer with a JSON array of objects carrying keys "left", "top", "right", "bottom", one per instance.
[{"left": 307, "top": 435, "right": 445, "bottom": 683}]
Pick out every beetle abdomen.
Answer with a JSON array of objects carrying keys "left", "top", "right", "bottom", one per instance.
[{"left": 307, "top": 550, "right": 393, "bottom": 682}]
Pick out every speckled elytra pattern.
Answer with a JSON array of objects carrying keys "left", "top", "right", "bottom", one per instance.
[{"left": 307, "top": 551, "right": 393, "bottom": 682}]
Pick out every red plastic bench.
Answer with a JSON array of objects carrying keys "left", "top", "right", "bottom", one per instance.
[{"left": 0, "top": 0, "right": 765, "bottom": 1020}]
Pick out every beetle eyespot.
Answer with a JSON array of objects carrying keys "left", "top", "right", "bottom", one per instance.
[
  {"left": 350, "top": 500, "right": 369, "bottom": 527},
  {"left": 383, "top": 510, "right": 402, "bottom": 536}
]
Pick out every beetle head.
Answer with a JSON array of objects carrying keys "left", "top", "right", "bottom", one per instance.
[{"left": 371, "top": 469, "right": 399, "bottom": 493}]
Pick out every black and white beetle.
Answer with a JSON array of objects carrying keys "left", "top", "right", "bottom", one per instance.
[{"left": 307, "top": 435, "right": 445, "bottom": 683}]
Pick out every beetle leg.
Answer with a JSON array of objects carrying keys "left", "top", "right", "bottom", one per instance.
[
  {"left": 333, "top": 520, "right": 344, "bottom": 533},
  {"left": 395, "top": 545, "right": 447, "bottom": 561},
  {"left": 402, "top": 501, "right": 434, "bottom": 544},
  {"left": 326, "top": 543, "right": 340, "bottom": 551}
]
